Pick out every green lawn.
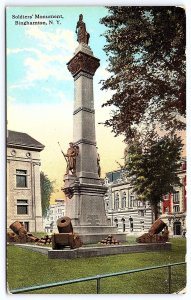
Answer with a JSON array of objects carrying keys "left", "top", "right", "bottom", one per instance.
[{"left": 7, "top": 238, "right": 186, "bottom": 294}]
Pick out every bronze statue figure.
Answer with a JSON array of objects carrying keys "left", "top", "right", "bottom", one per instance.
[
  {"left": 65, "top": 142, "right": 79, "bottom": 175},
  {"left": 75, "top": 14, "right": 90, "bottom": 45}
]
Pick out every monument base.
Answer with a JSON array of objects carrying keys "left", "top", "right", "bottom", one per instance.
[
  {"left": 13, "top": 242, "right": 172, "bottom": 260},
  {"left": 48, "top": 242, "right": 172, "bottom": 259}
]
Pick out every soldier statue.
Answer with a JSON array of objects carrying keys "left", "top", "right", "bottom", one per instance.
[
  {"left": 64, "top": 142, "right": 79, "bottom": 175},
  {"left": 75, "top": 14, "right": 90, "bottom": 45}
]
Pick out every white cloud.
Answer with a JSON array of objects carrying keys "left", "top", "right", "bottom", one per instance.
[
  {"left": 7, "top": 47, "right": 40, "bottom": 56},
  {"left": 24, "top": 55, "right": 68, "bottom": 81},
  {"left": 9, "top": 82, "right": 35, "bottom": 90},
  {"left": 7, "top": 26, "right": 78, "bottom": 84},
  {"left": 26, "top": 26, "right": 78, "bottom": 52},
  {"left": 8, "top": 46, "right": 72, "bottom": 83}
]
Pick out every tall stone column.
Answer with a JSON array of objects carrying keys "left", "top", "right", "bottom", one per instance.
[
  {"left": 68, "top": 43, "right": 100, "bottom": 185},
  {"left": 64, "top": 43, "right": 109, "bottom": 228}
]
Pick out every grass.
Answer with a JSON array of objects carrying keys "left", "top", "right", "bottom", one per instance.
[{"left": 7, "top": 237, "right": 186, "bottom": 294}]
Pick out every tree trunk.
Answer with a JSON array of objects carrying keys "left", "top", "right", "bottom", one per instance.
[{"left": 151, "top": 203, "right": 159, "bottom": 221}]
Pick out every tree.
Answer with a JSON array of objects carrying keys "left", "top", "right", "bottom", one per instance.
[
  {"left": 125, "top": 134, "right": 183, "bottom": 220},
  {"left": 100, "top": 7, "right": 186, "bottom": 141},
  {"left": 40, "top": 172, "right": 54, "bottom": 217}
]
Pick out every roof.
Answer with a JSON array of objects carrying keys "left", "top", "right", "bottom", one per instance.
[{"left": 7, "top": 130, "right": 45, "bottom": 151}]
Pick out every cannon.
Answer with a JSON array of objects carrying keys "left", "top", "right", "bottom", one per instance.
[
  {"left": 51, "top": 216, "right": 82, "bottom": 250},
  {"left": 52, "top": 233, "right": 82, "bottom": 249},
  {"left": 57, "top": 216, "right": 73, "bottom": 233},
  {"left": 136, "top": 218, "right": 169, "bottom": 243},
  {"left": 7, "top": 221, "right": 50, "bottom": 244},
  {"left": 9, "top": 221, "right": 27, "bottom": 237}
]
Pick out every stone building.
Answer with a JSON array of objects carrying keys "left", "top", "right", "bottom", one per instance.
[
  {"left": 104, "top": 160, "right": 187, "bottom": 236},
  {"left": 7, "top": 130, "right": 44, "bottom": 232},
  {"left": 43, "top": 199, "right": 66, "bottom": 233},
  {"left": 104, "top": 170, "right": 153, "bottom": 234},
  {"left": 160, "top": 159, "right": 186, "bottom": 236}
]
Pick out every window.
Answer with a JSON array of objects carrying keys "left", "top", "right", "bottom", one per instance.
[
  {"left": 173, "top": 191, "right": 180, "bottom": 204},
  {"left": 114, "top": 193, "right": 119, "bottom": 209},
  {"left": 122, "top": 192, "right": 126, "bottom": 208},
  {"left": 137, "top": 200, "right": 144, "bottom": 207},
  {"left": 139, "top": 210, "right": 144, "bottom": 217},
  {"left": 17, "top": 200, "right": 28, "bottom": 215},
  {"left": 16, "top": 170, "right": 27, "bottom": 188},
  {"left": 114, "top": 218, "right": 118, "bottom": 227},
  {"left": 121, "top": 218, "right": 126, "bottom": 232},
  {"left": 23, "top": 222, "right": 29, "bottom": 232},
  {"left": 164, "top": 207, "right": 169, "bottom": 213},
  {"left": 173, "top": 205, "right": 180, "bottom": 213},
  {"left": 129, "top": 194, "right": 134, "bottom": 208},
  {"left": 129, "top": 217, "right": 133, "bottom": 231}
]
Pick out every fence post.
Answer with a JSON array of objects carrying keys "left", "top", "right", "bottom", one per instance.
[
  {"left": 168, "top": 265, "right": 171, "bottom": 294},
  {"left": 96, "top": 276, "right": 101, "bottom": 294}
]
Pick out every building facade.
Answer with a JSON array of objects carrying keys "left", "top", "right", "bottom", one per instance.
[
  {"left": 43, "top": 199, "right": 66, "bottom": 233},
  {"left": 7, "top": 130, "right": 44, "bottom": 232},
  {"left": 104, "top": 170, "right": 153, "bottom": 234},
  {"left": 104, "top": 160, "right": 186, "bottom": 236},
  {"left": 160, "top": 159, "right": 186, "bottom": 236}
]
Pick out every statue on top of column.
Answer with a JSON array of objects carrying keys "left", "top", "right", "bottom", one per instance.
[{"left": 75, "top": 14, "right": 90, "bottom": 45}]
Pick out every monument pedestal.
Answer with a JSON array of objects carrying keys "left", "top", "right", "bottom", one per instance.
[{"left": 62, "top": 175, "right": 125, "bottom": 244}]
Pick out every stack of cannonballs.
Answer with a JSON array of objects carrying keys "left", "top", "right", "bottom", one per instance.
[
  {"left": 98, "top": 235, "right": 120, "bottom": 245},
  {"left": 36, "top": 235, "right": 52, "bottom": 245}
]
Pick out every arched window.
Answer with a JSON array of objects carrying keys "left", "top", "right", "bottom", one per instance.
[
  {"left": 129, "top": 216, "right": 133, "bottom": 232},
  {"left": 114, "top": 218, "right": 118, "bottom": 227},
  {"left": 122, "top": 192, "right": 126, "bottom": 208},
  {"left": 121, "top": 217, "right": 126, "bottom": 232},
  {"left": 114, "top": 193, "right": 119, "bottom": 209}
]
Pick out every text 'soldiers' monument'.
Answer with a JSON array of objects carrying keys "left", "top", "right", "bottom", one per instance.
[{"left": 62, "top": 14, "right": 125, "bottom": 243}]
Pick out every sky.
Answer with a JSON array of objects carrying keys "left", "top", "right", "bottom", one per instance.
[{"left": 6, "top": 6, "right": 125, "bottom": 201}]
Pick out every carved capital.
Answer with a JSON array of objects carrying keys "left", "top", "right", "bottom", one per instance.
[{"left": 67, "top": 51, "right": 100, "bottom": 78}]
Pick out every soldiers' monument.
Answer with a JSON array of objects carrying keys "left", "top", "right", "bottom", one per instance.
[{"left": 62, "top": 14, "right": 125, "bottom": 244}]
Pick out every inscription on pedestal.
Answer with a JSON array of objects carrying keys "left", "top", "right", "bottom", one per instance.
[{"left": 87, "top": 215, "right": 99, "bottom": 226}]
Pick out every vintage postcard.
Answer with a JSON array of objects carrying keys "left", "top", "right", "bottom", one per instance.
[{"left": 6, "top": 5, "right": 186, "bottom": 295}]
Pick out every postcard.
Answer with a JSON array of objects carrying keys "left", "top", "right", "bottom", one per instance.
[{"left": 6, "top": 6, "right": 186, "bottom": 295}]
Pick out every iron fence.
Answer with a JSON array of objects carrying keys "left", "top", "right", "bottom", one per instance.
[{"left": 10, "top": 261, "right": 186, "bottom": 294}]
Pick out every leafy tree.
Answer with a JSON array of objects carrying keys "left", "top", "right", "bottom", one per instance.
[
  {"left": 40, "top": 172, "right": 54, "bottom": 217},
  {"left": 125, "top": 134, "right": 183, "bottom": 220},
  {"left": 100, "top": 6, "right": 186, "bottom": 141}
]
